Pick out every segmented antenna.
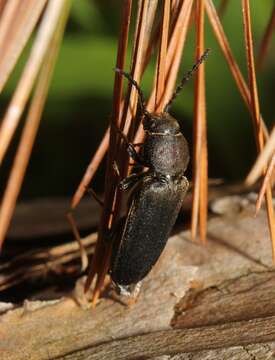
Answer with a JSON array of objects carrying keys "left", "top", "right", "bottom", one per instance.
[
  {"left": 164, "top": 48, "right": 210, "bottom": 112},
  {"left": 114, "top": 68, "right": 149, "bottom": 116}
]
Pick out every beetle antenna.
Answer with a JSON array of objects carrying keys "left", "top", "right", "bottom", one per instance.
[
  {"left": 164, "top": 48, "right": 210, "bottom": 113},
  {"left": 114, "top": 68, "right": 149, "bottom": 116}
]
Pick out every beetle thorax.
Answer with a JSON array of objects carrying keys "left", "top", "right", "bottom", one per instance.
[
  {"left": 143, "top": 113, "right": 190, "bottom": 176},
  {"left": 142, "top": 112, "right": 180, "bottom": 135}
]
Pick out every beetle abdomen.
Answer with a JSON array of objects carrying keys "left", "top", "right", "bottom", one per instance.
[{"left": 110, "top": 175, "right": 188, "bottom": 286}]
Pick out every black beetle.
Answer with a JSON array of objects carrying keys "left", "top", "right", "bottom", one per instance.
[{"left": 109, "top": 49, "right": 210, "bottom": 297}]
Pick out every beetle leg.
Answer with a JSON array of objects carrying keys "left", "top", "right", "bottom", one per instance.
[
  {"left": 127, "top": 144, "right": 145, "bottom": 165},
  {"left": 119, "top": 171, "right": 146, "bottom": 191},
  {"left": 85, "top": 187, "right": 115, "bottom": 216},
  {"left": 86, "top": 187, "right": 104, "bottom": 207},
  {"left": 129, "top": 143, "right": 144, "bottom": 164},
  {"left": 111, "top": 123, "right": 145, "bottom": 165}
]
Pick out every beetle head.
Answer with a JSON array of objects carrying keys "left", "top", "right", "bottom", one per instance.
[{"left": 142, "top": 112, "right": 180, "bottom": 135}]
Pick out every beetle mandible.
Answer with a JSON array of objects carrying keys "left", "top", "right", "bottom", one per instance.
[{"left": 109, "top": 49, "right": 210, "bottom": 297}]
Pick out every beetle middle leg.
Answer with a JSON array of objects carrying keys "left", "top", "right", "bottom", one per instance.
[
  {"left": 119, "top": 171, "right": 147, "bottom": 191},
  {"left": 86, "top": 187, "right": 104, "bottom": 207}
]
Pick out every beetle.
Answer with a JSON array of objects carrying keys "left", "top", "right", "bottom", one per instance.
[{"left": 109, "top": 49, "right": 210, "bottom": 297}]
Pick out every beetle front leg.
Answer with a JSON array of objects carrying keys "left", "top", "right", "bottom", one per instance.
[
  {"left": 111, "top": 123, "right": 145, "bottom": 166},
  {"left": 127, "top": 144, "right": 145, "bottom": 165}
]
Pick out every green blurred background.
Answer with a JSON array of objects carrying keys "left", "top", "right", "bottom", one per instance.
[{"left": 0, "top": 0, "right": 274, "bottom": 200}]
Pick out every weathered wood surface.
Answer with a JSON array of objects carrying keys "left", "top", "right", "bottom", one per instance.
[
  {"left": 151, "top": 343, "right": 275, "bottom": 360},
  {"left": 57, "top": 318, "right": 275, "bottom": 359},
  {"left": 1, "top": 199, "right": 275, "bottom": 359}
]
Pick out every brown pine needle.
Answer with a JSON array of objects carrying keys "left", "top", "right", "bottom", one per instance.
[
  {"left": 155, "top": 0, "right": 170, "bottom": 112},
  {"left": 205, "top": 0, "right": 268, "bottom": 140},
  {"left": 70, "top": 1, "right": 159, "bottom": 211},
  {"left": 91, "top": 245, "right": 112, "bottom": 306},
  {"left": 256, "top": 153, "right": 275, "bottom": 216},
  {"left": 242, "top": 0, "right": 264, "bottom": 149},
  {"left": 119, "top": 0, "right": 152, "bottom": 136},
  {"left": 67, "top": 212, "right": 88, "bottom": 271},
  {"left": 0, "top": 1, "right": 70, "bottom": 250},
  {"left": 0, "top": 0, "right": 47, "bottom": 93},
  {"left": 246, "top": 125, "right": 275, "bottom": 185},
  {"left": 111, "top": 0, "right": 157, "bottom": 221},
  {"left": 242, "top": 0, "right": 275, "bottom": 261},
  {"left": 0, "top": 1, "right": 6, "bottom": 15},
  {"left": 191, "top": 0, "right": 208, "bottom": 243},
  {"left": 84, "top": 241, "right": 100, "bottom": 293},
  {"left": 256, "top": 6, "right": 275, "bottom": 71},
  {"left": 135, "top": 0, "right": 194, "bottom": 144},
  {"left": 84, "top": 0, "right": 133, "bottom": 293},
  {"left": 162, "top": 0, "right": 194, "bottom": 106},
  {"left": 199, "top": 109, "right": 208, "bottom": 243},
  {"left": 0, "top": 0, "right": 66, "bottom": 165}
]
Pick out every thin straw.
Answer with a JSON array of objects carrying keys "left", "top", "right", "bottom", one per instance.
[
  {"left": 0, "top": 0, "right": 66, "bottom": 165},
  {"left": 191, "top": 0, "right": 208, "bottom": 242},
  {"left": 246, "top": 125, "right": 275, "bottom": 185},
  {"left": 155, "top": 0, "right": 170, "bottom": 112},
  {"left": 0, "top": 0, "right": 47, "bottom": 93},
  {"left": 242, "top": 0, "right": 275, "bottom": 261},
  {"left": 0, "top": 0, "right": 70, "bottom": 249}
]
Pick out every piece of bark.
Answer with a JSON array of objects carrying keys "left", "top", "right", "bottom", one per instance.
[{"left": 0, "top": 200, "right": 274, "bottom": 360}]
